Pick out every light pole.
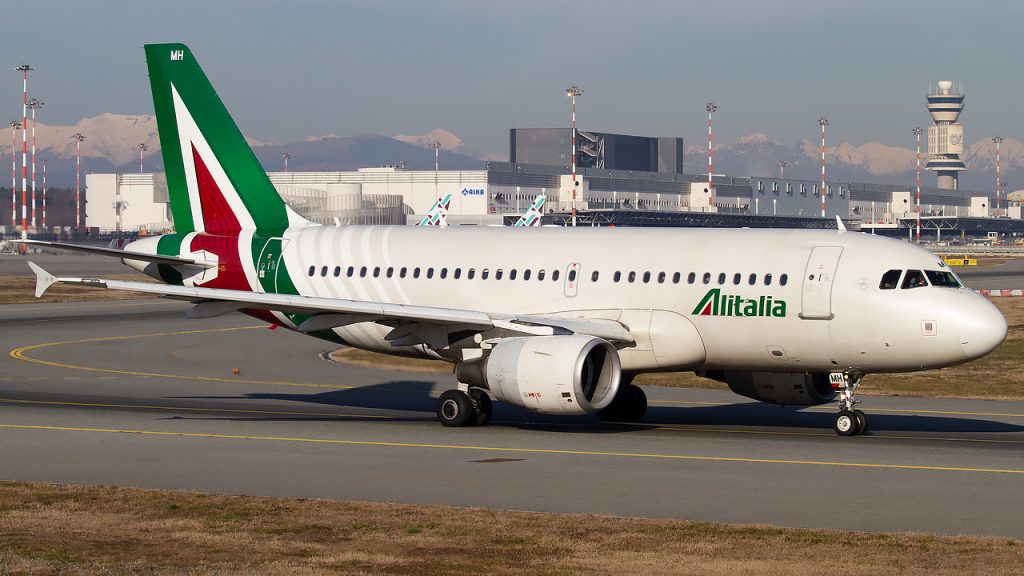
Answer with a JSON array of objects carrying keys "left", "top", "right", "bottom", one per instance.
[
  {"left": 914, "top": 127, "right": 923, "bottom": 242},
  {"left": 707, "top": 102, "right": 718, "bottom": 208},
  {"left": 282, "top": 153, "right": 291, "bottom": 172},
  {"left": 27, "top": 98, "right": 41, "bottom": 229},
  {"left": 777, "top": 160, "right": 787, "bottom": 180},
  {"left": 567, "top": 85, "right": 583, "bottom": 227},
  {"left": 818, "top": 117, "right": 829, "bottom": 218},
  {"left": 138, "top": 143, "right": 148, "bottom": 173},
  {"left": 17, "top": 64, "right": 33, "bottom": 248},
  {"left": 993, "top": 136, "right": 1003, "bottom": 217},
  {"left": 72, "top": 133, "right": 86, "bottom": 231},
  {"left": 430, "top": 141, "right": 441, "bottom": 203},
  {"left": 9, "top": 121, "right": 19, "bottom": 231}
]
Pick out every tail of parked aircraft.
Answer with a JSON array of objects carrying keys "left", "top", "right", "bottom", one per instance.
[
  {"left": 418, "top": 194, "right": 452, "bottom": 226},
  {"left": 513, "top": 195, "right": 546, "bottom": 227},
  {"left": 145, "top": 43, "right": 306, "bottom": 234}
]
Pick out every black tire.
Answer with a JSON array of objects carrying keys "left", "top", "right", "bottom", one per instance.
[
  {"left": 596, "top": 384, "right": 647, "bottom": 423},
  {"left": 437, "top": 389, "right": 475, "bottom": 427},
  {"left": 854, "top": 409, "right": 868, "bottom": 435},
  {"left": 620, "top": 385, "right": 647, "bottom": 422},
  {"left": 470, "top": 388, "right": 493, "bottom": 427},
  {"left": 834, "top": 410, "right": 858, "bottom": 436}
]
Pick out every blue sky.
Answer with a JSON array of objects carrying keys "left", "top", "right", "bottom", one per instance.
[{"left": 3, "top": 0, "right": 1021, "bottom": 157}]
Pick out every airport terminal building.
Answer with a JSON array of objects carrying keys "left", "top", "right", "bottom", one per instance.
[{"left": 84, "top": 127, "right": 1023, "bottom": 240}]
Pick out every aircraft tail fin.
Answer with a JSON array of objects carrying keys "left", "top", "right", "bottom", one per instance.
[
  {"left": 144, "top": 43, "right": 306, "bottom": 234},
  {"left": 418, "top": 193, "right": 452, "bottom": 226},
  {"left": 513, "top": 195, "right": 546, "bottom": 227}
]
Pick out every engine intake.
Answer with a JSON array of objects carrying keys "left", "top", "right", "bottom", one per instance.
[
  {"left": 702, "top": 371, "right": 836, "bottom": 406},
  {"left": 456, "top": 335, "right": 621, "bottom": 415}
]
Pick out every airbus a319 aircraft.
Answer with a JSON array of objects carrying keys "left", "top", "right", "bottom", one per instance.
[{"left": 26, "top": 44, "right": 1008, "bottom": 435}]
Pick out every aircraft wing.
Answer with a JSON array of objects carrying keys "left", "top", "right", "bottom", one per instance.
[
  {"left": 28, "top": 262, "right": 634, "bottom": 348},
  {"left": 16, "top": 239, "right": 215, "bottom": 268}
]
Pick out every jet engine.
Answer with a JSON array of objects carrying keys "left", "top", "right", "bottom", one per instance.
[
  {"left": 701, "top": 371, "right": 836, "bottom": 406},
  {"left": 456, "top": 335, "right": 621, "bottom": 415}
]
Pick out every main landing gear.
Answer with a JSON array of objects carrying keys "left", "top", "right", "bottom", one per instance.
[
  {"left": 831, "top": 371, "right": 868, "bottom": 436},
  {"left": 596, "top": 380, "right": 647, "bottom": 423},
  {"left": 437, "top": 386, "right": 492, "bottom": 427}
]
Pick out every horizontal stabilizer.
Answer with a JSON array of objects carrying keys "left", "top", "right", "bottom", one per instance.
[
  {"left": 27, "top": 261, "right": 58, "bottom": 298},
  {"left": 16, "top": 239, "right": 215, "bottom": 268}
]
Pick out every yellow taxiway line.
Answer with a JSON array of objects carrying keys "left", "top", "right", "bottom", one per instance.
[{"left": 1, "top": 422, "right": 1021, "bottom": 475}]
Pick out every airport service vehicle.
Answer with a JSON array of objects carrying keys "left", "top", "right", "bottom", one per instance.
[{"left": 26, "top": 44, "right": 1008, "bottom": 435}]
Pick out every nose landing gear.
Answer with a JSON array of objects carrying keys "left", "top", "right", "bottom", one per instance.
[{"left": 831, "top": 372, "right": 868, "bottom": 436}]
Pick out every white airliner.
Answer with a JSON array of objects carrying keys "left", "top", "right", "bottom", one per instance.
[{"left": 25, "top": 44, "right": 1007, "bottom": 435}]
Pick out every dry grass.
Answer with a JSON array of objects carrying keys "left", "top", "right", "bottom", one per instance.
[
  {"left": 0, "top": 275, "right": 157, "bottom": 305},
  {"left": 0, "top": 481, "right": 1019, "bottom": 576},
  {"left": 330, "top": 299, "right": 1024, "bottom": 400}
]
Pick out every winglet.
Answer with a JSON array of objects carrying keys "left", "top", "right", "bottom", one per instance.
[
  {"left": 835, "top": 215, "right": 847, "bottom": 232},
  {"left": 27, "top": 261, "right": 58, "bottom": 298}
]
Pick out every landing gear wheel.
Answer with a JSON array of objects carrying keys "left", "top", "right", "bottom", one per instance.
[
  {"left": 854, "top": 409, "right": 868, "bottom": 435},
  {"left": 834, "top": 410, "right": 858, "bottom": 436},
  {"left": 437, "top": 389, "right": 475, "bottom": 427},
  {"left": 469, "top": 388, "right": 493, "bottom": 427},
  {"left": 597, "top": 384, "right": 647, "bottom": 423}
]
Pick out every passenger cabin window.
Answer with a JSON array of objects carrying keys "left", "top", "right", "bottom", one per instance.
[
  {"left": 482, "top": 269, "right": 489, "bottom": 280},
  {"left": 673, "top": 272, "right": 681, "bottom": 284},
  {"left": 510, "top": 269, "right": 517, "bottom": 280},
  {"left": 552, "top": 270, "right": 560, "bottom": 281},
  {"left": 717, "top": 273, "right": 726, "bottom": 285},
  {"left": 688, "top": 272, "right": 696, "bottom": 284},
  {"left": 780, "top": 274, "right": 788, "bottom": 286},
  {"left": 307, "top": 265, "right": 315, "bottom": 277},
  {"left": 386, "top": 267, "right": 394, "bottom": 278},
  {"left": 523, "top": 269, "right": 531, "bottom": 281},
  {"left": 925, "top": 270, "right": 962, "bottom": 288},
  {"left": 879, "top": 269, "right": 901, "bottom": 290},
  {"left": 333, "top": 266, "right": 341, "bottom": 277},
  {"left": 413, "top": 267, "right": 421, "bottom": 279},
  {"left": 347, "top": 266, "right": 355, "bottom": 277},
  {"left": 359, "top": 266, "right": 367, "bottom": 278},
  {"left": 454, "top": 268, "right": 462, "bottom": 279},
  {"left": 901, "top": 269, "right": 928, "bottom": 290},
  {"left": 642, "top": 272, "right": 651, "bottom": 283},
  {"left": 628, "top": 271, "right": 636, "bottom": 283},
  {"left": 426, "top": 267, "right": 434, "bottom": 279},
  {"left": 764, "top": 273, "right": 773, "bottom": 286},
  {"left": 538, "top": 270, "right": 546, "bottom": 281},
  {"left": 748, "top": 273, "right": 756, "bottom": 285},
  {"left": 568, "top": 269, "right": 577, "bottom": 282},
  {"left": 399, "top": 267, "right": 407, "bottom": 278},
  {"left": 614, "top": 271, "right": 622, "bottom": 283},
  {"left": 702, "top": 272, "right": 711, "bottom": 284},
  {"left": 321, "top": 266, "right": 328, "bottom": 277},
  {"left": 495, "top": 269, "right": 504, "bottom": 280},
  {"left": 440, "top": 268, "right": 448, "bottom": 279},
  {"left": 373, "top": 266, "right": 381, "bottom": 278},
  {"left": 468, "top": 268, "right": 476, "bottom": 279},
  {"left": 591, "top": 271, "right": 599, "bottom": 282},
  {"left": 733, "top": 273, "right": 741, "bottom": 285},
  {"left": 658, "top": 272, "right": 666, "bottom": 284}
]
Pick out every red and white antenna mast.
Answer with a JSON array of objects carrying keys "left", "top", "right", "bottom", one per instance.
[
  {"left": 9, "top": 121, "right": 18, "bottom": 231},
  {"left": 16, "top": 64, "right": 33, "bottom": 250},
  {"left": 707, "top": 103, "right": 718, "bottom": 207},
  {"left": 41, "top": 158, "right": 46, "bottom": 229},
  {"left": 993, "top": 136, "right": 1003, "bottom": 217},
  {"left": 566, "top": 85, "right": 583, "bottom": 227},
  {"left": 818, "top": 116, "right": 829, "bottom": 218},
  {"left": 72, "top": 133, "right": 85, "bottom": 231},
  {"left": 914, "top": 127, "right": 923, "bottom": 242},
  {"left": 28, "top": 98, "right": 41, "bottom": 230}
]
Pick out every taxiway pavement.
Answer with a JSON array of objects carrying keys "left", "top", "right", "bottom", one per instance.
[{"left": 0, "top": 298, "right": 1021, "bottom": 537}]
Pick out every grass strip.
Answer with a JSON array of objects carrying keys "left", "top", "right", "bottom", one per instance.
[{"left": 0, "top": 481, "right": 1019, "bottom": 576}]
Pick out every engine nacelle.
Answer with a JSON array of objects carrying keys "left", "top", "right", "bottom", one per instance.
[
  {"left": 703, "top": 371, "right": 836, "bottom": 406},
  {"left": 455, "top": 335, "right": 621, "bottom": 415}
]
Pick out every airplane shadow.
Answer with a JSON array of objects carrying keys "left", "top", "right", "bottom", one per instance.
[
  {"left": 175, "top": 382, "right": 1024, "bottom": 436},
  {"left": 645, "top": 403, "right": 1024, "bottom": 435}
]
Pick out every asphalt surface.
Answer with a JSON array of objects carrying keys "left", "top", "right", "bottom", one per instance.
[{"left": 0, "top": 295, "right": 1022, "bottom": 538}]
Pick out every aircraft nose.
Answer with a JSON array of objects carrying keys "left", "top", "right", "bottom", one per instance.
[{"left": 959, "top": 298, "right": 1007, "bottom": 360}]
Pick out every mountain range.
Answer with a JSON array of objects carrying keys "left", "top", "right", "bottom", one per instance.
[{"left": 1, "top": 113, "right": 1019, "bottom": 193}]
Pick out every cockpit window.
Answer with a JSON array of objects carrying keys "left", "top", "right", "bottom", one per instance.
[
  {"left": 879, "top": 269, "right": 901, "bottom": 290},
  {"left": 901, "top": 269, "right": 928, "bottom": 289},
  {"left": 925, "top": 270, "right": 962, "bottom": 288}
]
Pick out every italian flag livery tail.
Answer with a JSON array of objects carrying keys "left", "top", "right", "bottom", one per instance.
[{"left": 145, "top": 43, "right": 305, "bottom": 233}]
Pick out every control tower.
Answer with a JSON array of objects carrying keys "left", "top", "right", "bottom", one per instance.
[{"left": 925, "top": 80, "right": 966, "bottom": 190}]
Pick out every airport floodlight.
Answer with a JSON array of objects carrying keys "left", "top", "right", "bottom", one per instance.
[
  {"left": 282, "top": 153, "right": 292, "bottom": 172},
  {"left": 566, "top": 86, "right": 583, "bottom": 226},
  {"left": 138, "top": 143, "right": 148, "bottom": 173}
]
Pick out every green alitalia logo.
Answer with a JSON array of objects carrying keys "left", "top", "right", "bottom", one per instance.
[{"left": 692, "top": 288, "right": 787, "bottom": 317}]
